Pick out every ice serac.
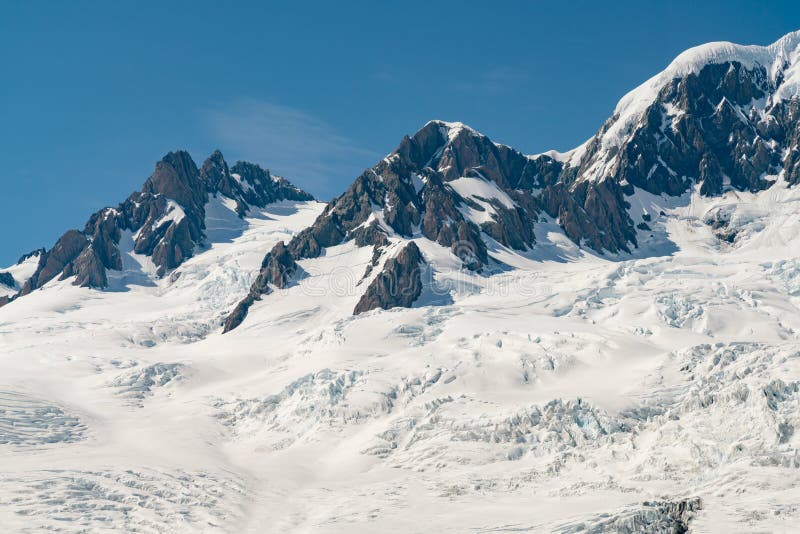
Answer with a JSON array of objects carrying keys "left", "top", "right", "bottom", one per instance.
[
  {"left": 561, "top": 498, "right": 702, "bottom": 533},
  {"left": 1, "top": 150, "right": 311, "bottom": 307}
]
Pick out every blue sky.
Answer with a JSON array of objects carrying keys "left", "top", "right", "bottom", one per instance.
[{"left": 2, "top": 0, "right": 799, "bottom": 265}]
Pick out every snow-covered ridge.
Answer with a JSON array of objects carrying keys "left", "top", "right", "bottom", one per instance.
[
  {"left": 604, "top": 30, "right": 800, "bottom": 152},
  {"left": 427, "top": 119, "right": 578, "bottom": 164},
  {"left": 0, "top": 252, "right": 41, "bottom": 297},
  {"left": 386, "top": 32, "right": 800, "bottom": 177},
  {"left": 421, "top": 32, "right": 800, "bottom": 169},
  {"left": 434, "top": 120, "right": 475, "bottom": 142}
]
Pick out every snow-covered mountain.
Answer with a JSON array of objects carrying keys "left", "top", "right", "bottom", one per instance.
[
  {"left": 3, "top": 31, "right": 800, "bottom": 533},
  {"left": 222, "top": 30, "right": 800, "bottom": 334}
]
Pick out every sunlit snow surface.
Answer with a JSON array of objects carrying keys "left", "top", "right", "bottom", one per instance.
[{"left": 2, "top": 188, "right": 800, "bottom": 532}]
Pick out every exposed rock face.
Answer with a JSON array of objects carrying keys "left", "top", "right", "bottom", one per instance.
[
  {"left": 62, "top": 245, "right": 107, "bottom": 288},
  {"left": 84, "top": 210, "right": 122, "bottom": 271},
  {"left": 0, "top": 272, "right": 14, "bottom": 288},
  {"left": 21, "top": 230, "right": 89, "bottom": 295},
  {"left": 570, "top": 57, "right": 800, "bottom": 199},
  {"left": 198, "top": 151, "right": 312, "bottom": 217},
  {"left": 2, "top": 150, "right": 311, "bottom": 307},
  {"left": 200, "top": 150, "right": 236, "bottom": 199},
  {"left": 230, "top": 161, "right": 313, "bottom": 207},
  {"left": 539, "top": 179, "right": 636, "bottom": 253},
  {"left": 592, "top": 62, "right": 781, "bottom": 196},
  {"left": 222, "top": 241, "right": 298, "bottom": 333},
  {"left": 143, "top": 151, "right": 206, "bottom": 216},
  {"left": 353, "top": 242, "right": 424, "bottom": 315}
]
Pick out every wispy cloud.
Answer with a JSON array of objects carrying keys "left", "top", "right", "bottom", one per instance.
[
  {"left": 202, "top": 99, "right": 379, "bottom": 199},
  {"left": 452, "top": 66, "right": 530, "bottom": 95},
  {"left": 369, "top": 70, "right": 394, "bottom": 82}
]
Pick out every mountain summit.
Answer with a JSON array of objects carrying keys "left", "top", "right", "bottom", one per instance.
[{"left": 0, "top": 151, "right": 311, "bottom": 306}]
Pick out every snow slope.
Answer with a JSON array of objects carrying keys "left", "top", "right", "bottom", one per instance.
[
  {"left": 2, "top": 181, "right": 800, "bottom": 532},
  {"left": 0, "top": 253, "right": 41, "bottom": 298}
]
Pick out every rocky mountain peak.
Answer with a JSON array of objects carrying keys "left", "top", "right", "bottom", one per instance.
[
  {"left": 142, "top": 150, "right": 205, "bottom": 215},
  {"left": 569, "top": 31, "right": 800, "bottom": 198},
  {"left": 393, "top": 120, "right": 448, "bottom": 169},
  {"left": 199, "top": 150, "right": 230, "bottom": 189},
  {"left": 1, "top": 150, "right": 312, "bottom": 308},
  {"left": 223, "top": 120, "right": 545, "bottom": 330},
  {"left": 394, "top": 120, "right": 529, "bottom": 187}
]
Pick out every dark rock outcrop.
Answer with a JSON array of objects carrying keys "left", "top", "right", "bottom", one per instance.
[
  {"left": 255, "top": 241, "right": 298, "bottom": 292},
  {"left": 126, "top": 151, "right": 207, "bottom": 277},
  {"left": 62, "top": 245, "right": 108, "bottom": 288},
  {"left": 539, "top": 178, "right": 635, "bottom": 254},
  {"left": 84, "top": 209, "right": 122, "bottom": 271},
  {"left": 199, "top": 152, "right": 312, "bottom": 218},
  {"left": 222, "top": 241, "right": 299, "bottom": 333},
  {"left": 354, "top": 242, "right": 424, "bottom": 315},
  {"left": 230, "top": 161, "right": 314, "bottom": 207},
  {"left": 21, "top": 230, "right": 89, "bottom": 295},
  {"left": 0, "top": 271, "right": 14, "bottom": 288},
  {"left": 143, "top": 151, "right": 205, "bottom": 216}
]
